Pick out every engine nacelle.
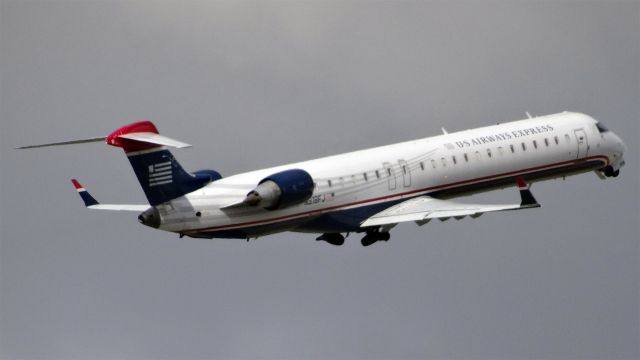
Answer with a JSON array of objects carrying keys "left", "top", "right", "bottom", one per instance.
[
  {"left": 192, "top": 169, "right": 222, "bottom": 183},
  {"left": 243, "top": 169, "right": 314, "bottom": 210}
]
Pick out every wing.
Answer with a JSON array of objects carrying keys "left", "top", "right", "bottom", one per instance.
[
  {"left": 361, "top": 177, "right": 540, "bottom": 227},
  {"left": 71, "top": 179, "right": 149, "bottom": 211}
]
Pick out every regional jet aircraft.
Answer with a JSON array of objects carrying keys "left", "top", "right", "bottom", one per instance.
[{"left": 18, "top": 112, "right": 626, "bottom": 246}]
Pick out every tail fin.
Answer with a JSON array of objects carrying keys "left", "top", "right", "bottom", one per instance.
[{"left": 106, "top": 121, "right": 217, "bottom": 206}]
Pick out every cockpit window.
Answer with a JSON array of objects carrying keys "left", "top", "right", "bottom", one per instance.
[{"left": 596, "top": 122, "right": 609, "bottom": 133}]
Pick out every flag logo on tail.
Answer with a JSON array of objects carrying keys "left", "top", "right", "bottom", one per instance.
[{"left": 149, "top": 161, "right": 173, "bottom": 187}]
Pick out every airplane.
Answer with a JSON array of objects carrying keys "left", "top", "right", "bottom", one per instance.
[{"left": 17, "top": 111, "right": 626, "bottom": 246}]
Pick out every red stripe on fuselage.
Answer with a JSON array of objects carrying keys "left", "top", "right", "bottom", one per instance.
[{"left": 184, "top": 155, "right": 609, "bottom": 234}]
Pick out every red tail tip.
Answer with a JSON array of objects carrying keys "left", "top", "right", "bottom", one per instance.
[{"left": 106, "top": 120, "right": 160, "bottom": 152}]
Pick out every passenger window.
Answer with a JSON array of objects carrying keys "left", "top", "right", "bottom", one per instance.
[
  {"left": 441, "top": 157, "right": 447, "bottom": 167},
  {"left": 386, "top": 168, "right": 392, "bottom": 176},
  {"left": 487, "top": 148, "right": 492, "bottom": 158},
  {"left": 452, "top": 155, "right": 457, "bottom": 164},
  {"left": 431, "top": 159, "right": 437, "bottom": 168},
  {"left": 475, "top": 151, "right": 481, "bottom": 160},
  {"left": 498, "top": 146, "right": 504, "bottom": 155},
  {"left": 510, "top": 144, "right": 515, "bottom": 153},
  {"left": 375, "top": 170, "right": 380, "bottom": 179},
  {"left": 565, "top": 134, "right": 571, "bottom": 143},
  {"left": 533, "top": 140, "right": 538, "bottom": 149},
  {"left": 544, "top": 138, "right": 549, "bottom": 147},
  {"left": 554, "top": 136, "right": 559, "bottom": 145},
  {"left": 363, "top": 173, "right": 368, "bottom": 181},
  {"left": 420, "top": 162, "right": 425, "bottom": 170},
  {"left": 464, "top": 153, "right": 469, "bottom": 162},
  {"left": 521, "top": 142, "right": 526, "bottom": 151},
  {"left": 402, "top": 165, "right": 407, "bottom": 174}
]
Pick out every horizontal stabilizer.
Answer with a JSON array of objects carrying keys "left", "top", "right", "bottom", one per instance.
[
  {"left": 15, "top": 137, "right": 105, "bottom": 149},
  {"left": 117, "top": 132, "right": 191, "bottom": 148},
  {"left": 72, "top": 179, "right": 149, "bottom": 212},
  {"left": 16, "top": 120, "right": 191, "bottom": 150}
]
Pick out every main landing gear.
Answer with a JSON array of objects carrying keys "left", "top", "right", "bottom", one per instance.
[
  {"left": 316, "top": 229, "right": 391, "bottom": 247},
  {"left": 360, "top": 229, "right": 390, "bottom": 247},
  {"left": 316, "top": 233, "right": 345, "bottom": 246}
]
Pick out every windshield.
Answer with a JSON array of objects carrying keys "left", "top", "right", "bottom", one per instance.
[{"left": 596, "top": 122, "right": 609, "bottom": 133}]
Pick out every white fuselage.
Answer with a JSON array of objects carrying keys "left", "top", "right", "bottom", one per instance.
[{"left": 156, "top": 112, "right": 625, "bottom": 239}]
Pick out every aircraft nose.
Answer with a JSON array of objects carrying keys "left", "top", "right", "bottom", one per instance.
[
  {"left": 611, "top": 131, "right": 626, "bottom": 154},
  {"left": 604, "top": 130, "right": 626, "bottom": 173}
]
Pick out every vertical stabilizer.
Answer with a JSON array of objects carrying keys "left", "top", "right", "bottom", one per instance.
[{"left": 106, "top": 121, "right": 214, "bottom": 206}]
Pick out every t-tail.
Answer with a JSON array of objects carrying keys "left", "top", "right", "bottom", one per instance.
[
  {"left": 17, "top": 120, "right": 222, "bottom": 206},
  {"left": 105, "top": 121, "right": 221, "bottom": 205}
]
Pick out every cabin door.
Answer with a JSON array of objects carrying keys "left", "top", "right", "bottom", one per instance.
[
  {"left": 574, "top": 129, "right": 588, "bottom": 159},
  {"left": 398, "top": 159, "right": 411, "bottom": 187},
  {"left": 383, "top": 162, "right": 396, "bottom": 191}
]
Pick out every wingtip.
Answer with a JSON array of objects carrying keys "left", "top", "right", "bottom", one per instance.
[
  {"left": 71, "top": 179, "right": 82, "bottom": 189},
  {"left": 71, "top": 178, "right": 99, "bottom": 206},
  {"left": 516, "top": 176, "right": 539, "bottom": 206}
]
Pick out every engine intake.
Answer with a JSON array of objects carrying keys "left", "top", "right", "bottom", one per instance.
[{"left": 243, "top": 169, "right": 314, "bottom": 210}]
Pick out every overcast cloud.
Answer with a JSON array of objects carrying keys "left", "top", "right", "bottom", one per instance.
[{"left": 1, "top": 1, "right": 639, "bottom": 359}]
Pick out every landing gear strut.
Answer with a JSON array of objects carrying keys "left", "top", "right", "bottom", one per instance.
[{"left": 361, "top": 229, "right": 390, "bottom": 247}]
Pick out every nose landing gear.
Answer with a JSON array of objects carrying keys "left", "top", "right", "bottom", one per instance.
[{"left": 603, "top": 166, "right": 620, "bottom": 178}]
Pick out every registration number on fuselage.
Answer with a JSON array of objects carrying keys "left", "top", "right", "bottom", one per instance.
[{"left": 304, "top": 193, "right": 335, "bottom": 205}]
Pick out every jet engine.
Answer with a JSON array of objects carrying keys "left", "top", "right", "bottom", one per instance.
[
  {"left": 243, "top": 169, "right": 314, "bottom": 210},
  {"left": 192, "top": 169, "right": 223, "bottom": 183}
]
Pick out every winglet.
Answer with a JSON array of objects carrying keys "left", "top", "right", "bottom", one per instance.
[
  {"left": 516, "top": 176, "right": 539, "bottom": 207},
  {"left": 71, "top": 179, "right": 99, "bottom": 207}
]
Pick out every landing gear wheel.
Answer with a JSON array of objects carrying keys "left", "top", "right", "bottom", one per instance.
[
  {"left": 316, "top": 233, "right": 345, "bottom": 246},
  {"left": 604, "top": 166, "right": 614, "bottom": 177},
  {"left": 361, "top": 236, "right": 377, "bottom": 247},
  {"left": 360, "top": 230, "right": 391, "bottom": 246}
]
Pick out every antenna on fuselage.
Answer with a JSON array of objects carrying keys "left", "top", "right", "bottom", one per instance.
[
  {"left": 441, "top": 127, "right": 448, "bottom": 135},
  {"left": 526, "top": 112, "right": 533, "bottom": 119}
]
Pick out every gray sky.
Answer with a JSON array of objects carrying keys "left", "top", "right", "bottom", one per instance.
[{"left": 1, "top": 1, "right": 638, "bottom": 359}]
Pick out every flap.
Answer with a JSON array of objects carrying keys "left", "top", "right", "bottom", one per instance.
[
  {"left": 362, "top": 176, "right": 540, "bottom": 227},
  {"left": 361, "top": 196, "right": 533, "bottom": 227}
]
